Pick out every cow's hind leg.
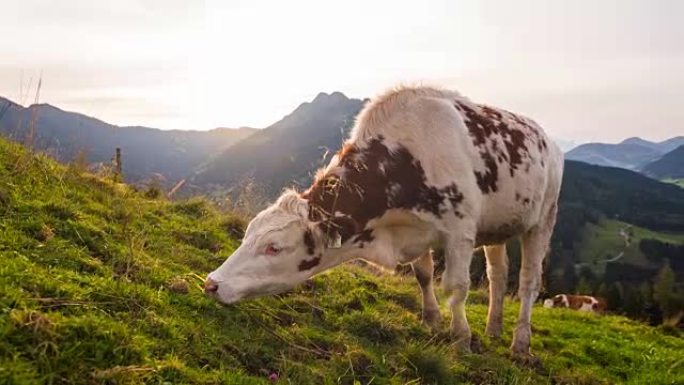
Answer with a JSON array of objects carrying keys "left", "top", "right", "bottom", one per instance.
[
  {"left": 441, "top": 234, "right": 475, "bottom": 352},
  {"left": 512, "top": 205, "right": 557, "bottom": 357},
  {"left": 411, "top": 250, "right": 442, "bottom": 328},
  {"left": 484, "top": 244, "right": 508, "bottom": 339}
]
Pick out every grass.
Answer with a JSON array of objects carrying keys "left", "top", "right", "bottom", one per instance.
[
  {"left": 577, "top": 219, "right": 684, "bottom": 274},
  {"left": 1, "top": 138, "right": 683, "bottom": 384}
]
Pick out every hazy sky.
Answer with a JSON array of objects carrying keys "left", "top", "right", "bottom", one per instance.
[{"left": 1, "top": 0, "right": 682, "bottom": 142}]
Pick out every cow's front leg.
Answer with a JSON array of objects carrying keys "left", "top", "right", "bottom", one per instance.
[
  {"left": 441, "top": 235, "right": 475, "bottom": 352},
  {"left": 411, "top": 250, "right": 441, "bottom": 328}
]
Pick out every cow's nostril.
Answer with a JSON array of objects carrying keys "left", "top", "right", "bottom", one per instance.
[{"left": 204, "top": 278, "right": 219, "bottom": 294}]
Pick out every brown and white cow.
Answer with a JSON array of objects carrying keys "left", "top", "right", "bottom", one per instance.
[
  {"left": 544, "top": 294, "right": 606, "bottom": 313},
  {"left": 205, "top": 86, "right": 564, "bottom": 356}
]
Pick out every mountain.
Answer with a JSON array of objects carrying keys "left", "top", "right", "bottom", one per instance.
[
  {"left": 565, "top": 136, "right": 684, "bottom": 170},
  {"left": 192, "top": 92, "right": 366, "bottom": 194},
  {"left": 0, "top": 96, "right": 256, "bottom": 184},
  {"left": 655, "top": 136, "right": 684, "bottom": 153},
  {"left": 641, "top": 145, "right": 684, "bottom": 179},
  {"left": 1, "top": 136, "right": 682, "bottom": 384},
  {"left": 559, "top": 161, "right": 684, "bottom": 232},
  {"left": 565, "top": 140, "right": 662, "bottom": 170}
]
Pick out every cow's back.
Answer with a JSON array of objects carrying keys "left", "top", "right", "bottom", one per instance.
[{"left": 350, "top": 87, "right": 563, "bottom": 245}]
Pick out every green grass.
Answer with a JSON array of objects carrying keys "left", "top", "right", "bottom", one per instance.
[
  {"left": 577, "top": 219, "right": 684, "bottom": 274},
  {"left": 1, "top": 139, "right": 683, "bottom": 384}
]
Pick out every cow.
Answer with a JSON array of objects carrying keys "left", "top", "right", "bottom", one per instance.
[
  {"left": 544, "top": 294, "right": 606, "bottom": 313},
  {"left": 205, "top": 86, "right": 564, "bottom": 357}
]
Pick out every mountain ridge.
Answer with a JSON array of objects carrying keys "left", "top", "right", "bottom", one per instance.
[
  {"left": 566, "top": 136, "right": 684, "bottom": 170},
  {"left": 0, "top": 96, "right": 256, "bottom": 183},
  {"left": 641, "top": 144, "right": 684, "bottom": 179},
  {"left": 191, "top": 92, "right": 366, "bottom": 195}
]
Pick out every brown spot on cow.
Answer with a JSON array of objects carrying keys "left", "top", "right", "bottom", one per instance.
[
  {"left": 298, "top": 255, "right": 322, "bottom": 271},
  {"left": 302, "top": 136, "right": 464, "bottom": 246},
  {"left": 455, "top": 101, "right": 536, "bottom": 194},
  {"left": 303, "top": 229, "right": 316, "bottom": 255},
  {"left": 474, "top": 151, "right": 499, "bottom": 194}
]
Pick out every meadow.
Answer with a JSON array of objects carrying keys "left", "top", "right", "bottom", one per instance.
[{"left": 1, "top": 138, "right": 682, "bottom": 384}]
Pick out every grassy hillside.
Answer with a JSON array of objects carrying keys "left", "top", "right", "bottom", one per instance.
[
  {"left": 576, "top": 219, "right": 684, "bottom": 274},
  {"left": 1, "top": 139, "right": 683, "bottom": 385}
]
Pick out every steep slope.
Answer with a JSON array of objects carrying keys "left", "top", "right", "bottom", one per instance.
[
  {"left": 0, "top": 96, "right": 255, "bottom": 183},
  {"left": 2, "top": 138, "right": 682, "bottom": 384},
  {"left": 192, "top": 92, "right": 365, "bottom": 195},
  {"left": 641, "top": 144, "right": 684, "bottom": 179}
]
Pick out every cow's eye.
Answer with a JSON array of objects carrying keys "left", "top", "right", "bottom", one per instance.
[{"left": 264, "top": 244, "right": 282, "bottom": 256}]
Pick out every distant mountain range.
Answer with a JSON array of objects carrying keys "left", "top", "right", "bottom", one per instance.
[
  {"left": 2, "top": 91, "right": 682, "bottom": 187},
  {"left": 565, "top": 136, "right": 684, "bottom": 173},
  {"left": 0, "top": 96, "right": 255, "bottom": 183}
]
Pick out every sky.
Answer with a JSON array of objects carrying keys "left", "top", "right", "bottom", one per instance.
[{"left": 1, "top": 0, "right": 682, "bottom": 143}]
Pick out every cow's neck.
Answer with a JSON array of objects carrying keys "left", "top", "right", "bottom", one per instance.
[
  {"left": 302, "top": 137, "right": 448, "bottom": 265},
  {"left": 301, "top": 139, "right": 382, "bottom": 244},
  {"left": 301, "top": 136, "right": 454, "bottom": 254}
]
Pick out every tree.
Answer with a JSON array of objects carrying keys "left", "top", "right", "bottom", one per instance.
[
  {"left": 576, "top": 277, "right": 593, "bottom": 295},
  {"left": 653, "top": 262, "right": 676, "bottom": 318},
  {"left": 605, "top": 282, "right": 624, "bottom": 312},
  {"left": 623, "top": 285, "right": 644, "bottom": 318}
]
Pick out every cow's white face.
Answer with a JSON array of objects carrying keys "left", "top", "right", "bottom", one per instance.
[{"left": 205, "top": 192, "right": 337, "bottom": 304}]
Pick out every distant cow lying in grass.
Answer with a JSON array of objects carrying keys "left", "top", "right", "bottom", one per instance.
[
  {"left": 205, "top": 86, "right": 564, "bottom": 357},
  {"left": 544, "top": 294, "right": 606, "bottom": 313}
]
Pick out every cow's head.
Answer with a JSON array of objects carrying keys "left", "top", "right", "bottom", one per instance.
[{"left": 204, "top": 190, "right": 351, "bottom": 304}]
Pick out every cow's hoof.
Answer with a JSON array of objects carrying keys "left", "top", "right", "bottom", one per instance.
[
  {"left": 511, "top": 351, "right": 544, "bottom": 371},
  {"left": 470, "top": 332, "right": 484, "bottom": 354},
  {"left": 452, "top": 332, "right": 472, "bottom": 354},
  {"left": 421, "top": 309, "right": 443, "bottom": 330},
  {"left": 485, "top": 325, "right": 503, "bottom": 340},
  {"left": 486, "top": 333, "right": 505, "bottom": 346}
]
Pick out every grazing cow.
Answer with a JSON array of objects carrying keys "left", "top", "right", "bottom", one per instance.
[
  {"left": 544, "top": 294, "right": 606, "bottom": 313},
  {"left": 205, "top": 86, "right": 564, "bottom": 357}
]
